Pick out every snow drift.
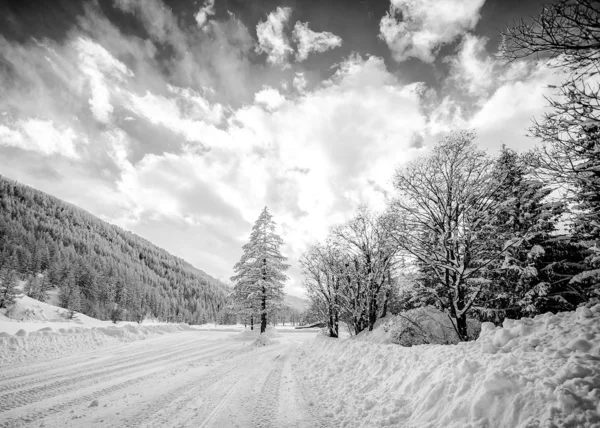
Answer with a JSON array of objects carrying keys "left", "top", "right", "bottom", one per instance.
[
  {"left": 297, "top": 305, "right": 600, "bottom": 428},
  {"left": 0, "top": 294, "right": 196, "bottom": 367},
  {"left": 0, "top": 323, "right": 196, "bottom": 367}
]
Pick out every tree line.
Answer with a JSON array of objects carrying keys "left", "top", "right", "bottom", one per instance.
[
  {"left": 301, "top": 0, "right": 599, "bottom": 340},
  {"left": 0, "top": 176, "right": 230, "bottom": 323}
]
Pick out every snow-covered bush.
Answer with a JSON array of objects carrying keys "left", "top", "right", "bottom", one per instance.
[{"left": 358, "top": 306, "right": 481, "bottom": 346}]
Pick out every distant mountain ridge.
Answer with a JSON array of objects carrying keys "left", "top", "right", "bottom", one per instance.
[
  {"left": 0, "top": 175, "right": 229, "bottom": 323},
  {"left": 284, "top": 294, "right": 309, "bottom": 312}
]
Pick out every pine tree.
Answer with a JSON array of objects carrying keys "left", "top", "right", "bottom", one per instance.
[
  {"left": 477, "top": 147, "right": 566, "bottom": 322},
  {"left": 59, "top": 269, "right": 81, "bottom": 319},
  {"left": 0, "top": 266, "right": 20, "bottom": 308},
  {"left": 231, "top": 207, "right": 289, "bottom": 333}
]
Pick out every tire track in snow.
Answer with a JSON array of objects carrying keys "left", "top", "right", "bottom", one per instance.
[
  {"left": 247, "top": 353, "right": 286, "bottom": 428},
  {"left": 198, "top": 376, "right": 246, "bottom": 428},
  {"left": 119, "top": 347, "right": 247, "bottom": 428},
  {"left": 0, "top": 332, "right": 195, "bottom": 383},
  {"left": 0, "top": 341, "right": 228, "bottom": 413},
  {"left": 0, "top": 342, "right": 234, "bottom": 425},
  {"left": 0, "top": 335, "right": 211, "bottom": 393}
]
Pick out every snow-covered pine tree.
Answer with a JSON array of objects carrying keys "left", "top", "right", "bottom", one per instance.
[
  {"left": 0, "top": 266, "right": 20, "bottom": 308},
  {"left": 476, "top": 147, "right": 566, "bottom": 322},
  {"left": 231, "top": 207, "right": 289, "bottom": 333}
]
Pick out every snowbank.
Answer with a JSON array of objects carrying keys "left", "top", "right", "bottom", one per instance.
[
  {"left": 0, "top": 323, "right": 196, "bottom": 367},
  {"left": 0, "top": 294, "right": 197, "bottom": 367},
  {"left": 356, "top": 307, "right": 481, "bottom": 346},
  {"left": 252, "top": 333, "right": 273, "bottom": 347},
  {"left": 233, "top": 325, "right": 281, "bottom": 340},
  {"left": 297, "top": 305, "right": 600, "bottom": 428}
]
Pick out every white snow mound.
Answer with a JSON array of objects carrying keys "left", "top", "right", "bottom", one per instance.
[
  {"left": 252, "top": 333, "right": 273, "bottom": 347},
  {"left": 0, "top": 294, "right": 195, "bottom": 367},
  {"left": 297, "top": 305, "right": 600, "bottom": 428}
]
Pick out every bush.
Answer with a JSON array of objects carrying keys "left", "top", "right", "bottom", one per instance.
[{"left": 386, "top": 307, "right": 481, "bottom": 346}]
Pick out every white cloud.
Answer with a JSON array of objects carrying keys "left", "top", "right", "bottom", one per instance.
[
  {"left": 293, "top": 72, "right": 307, "bottom": 93},
  {"left": 195, "top": 0, "right": 216, "bottom": 28},
  {"left": 446, "top": 34, "right": 495, "bottom": 96},
  {"left": 256, "top": 7, "right": 293, "bottom": 67},
  {"left": 469, "top": 64, "right": 557, "bottom": 134},
  {"left": 379, "top": 0, "right": 485, "bottom": 63},
  {"left": 254, "top": 86, "right": 287, "bottom": 110},
  {"left": 74, "top": 37, "right": 133, "bottom": 123},
  {"left": 0, "top": 119, "right": 82, "bottom": 158},
  {"left": 292, "top": 22, "right": 342, "bottom": 62}
]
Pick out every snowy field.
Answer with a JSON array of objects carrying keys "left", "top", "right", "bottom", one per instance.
[
  {"left": 1, "top": 294, "right": 599, "bottom": 427},
  {"left": 0, "top": 328, "right": 322, "bottom": 428}
]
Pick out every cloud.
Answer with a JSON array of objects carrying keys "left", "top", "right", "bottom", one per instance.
[
  {"left": 379, "top": 0, "right": 485, "bottom": 63},
  {"left": 0, "top": 119, "right": 83, "bottom": 158},
  {"left": 73, "top": 37, "right": 133, "bottom": 123},
  {"left": 254, "top": 86, "right": 286, "bottom": 110},
  {"left": 255, "top": 7, "right": 293, "bottom": 67},
  {"left": 446, "top": 34, "right": 494, "bottom": 97},
  {"left": 195, "top": 0, "right": 216, "bottom": 29},
  {"left": 293, "top": 72, "right": 307, "bottom": 93},
  {"left": 292, "top": 22, "right": 342, "bottom": 62}
]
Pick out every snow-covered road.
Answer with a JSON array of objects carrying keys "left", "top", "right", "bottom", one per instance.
[{"left": 0, "top": 330, "right": 325, "bottom": 428}]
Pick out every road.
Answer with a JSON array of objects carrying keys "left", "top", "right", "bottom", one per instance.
[{"left": 0, "top": 330, "right": 327, "bottom": 428}]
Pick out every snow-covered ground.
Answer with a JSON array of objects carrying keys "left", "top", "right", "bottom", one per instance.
[
  {"left": 0, "top": 329, "right": 321, "bottom": 428},
  {"left": 296, "top": 304, "right": 600, "bottom": 428},
  {"left": 2, "top": 293, "right": 599, "bottom": 427},
  {"left": 0, "top": 294, "right": 210, "bottom": 367}
]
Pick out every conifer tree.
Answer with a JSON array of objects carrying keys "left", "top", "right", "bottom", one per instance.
[
  {"left": 59, "top": 269, "right": 81, "bottom": 319},
  {"left": 0, "top": 266, "right": 20, "bottom": 309},
  {"left": 231, "top": 207, "right": 289, "bottom": 333},
  {"left": 477, "top": 147, "right": 566, "bottom": 321}
]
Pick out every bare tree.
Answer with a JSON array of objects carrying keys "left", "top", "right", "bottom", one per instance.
[
  {"left": 332, "top": 207, "right": 399, "bottom": 333},
  {"left": 500, "top": 0, "right": 600, "bottom": 189},
  {"left": 387, "top": 131, "right": 517, "bottom": 341},
  {"left": 300, "top": 241, "right": 343, "bottom": 337}
]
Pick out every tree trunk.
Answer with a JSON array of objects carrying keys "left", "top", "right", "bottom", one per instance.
[
  {"left": 328, "top": 303, "right": 338, "bottom": 338},
  {"left": 456, "top": 313, "right": 468, "bottom": 341},
  {"left": 367, "top": 297, "right": 378, "bottom": 331},
  {"left": 250, "top": 315, "right": 254, "bottom": 330},
  {"left": 260, "top": 292, "right": 267, "bottom": 333}
]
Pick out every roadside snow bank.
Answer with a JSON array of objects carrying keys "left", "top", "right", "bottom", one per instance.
[
  {"left": 252, "top": 333, "right": 273, "bottom": 347},
  {"left": 297, "top": 305, "right": 600, "bottom": 428},
  {"left": 233, "top": 325, "right": 281, "bottom": 340},
  {"left": 0, "top": 323, "right": 195, "bottom": 367},
  {"left": 355, "top": 307, "right": 481, "bottom": 346}
]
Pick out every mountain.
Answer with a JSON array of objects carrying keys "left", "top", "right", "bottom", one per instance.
[
  {"left": 284, "top": 294, "right": 309, "bottom": 313},
  {"left": 0, "top": 175, "right": 230, "bottom": 324}
]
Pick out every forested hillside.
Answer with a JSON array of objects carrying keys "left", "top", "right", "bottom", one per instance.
[{"left": 0, "top": 175, "right": 230, "bottom": 323}]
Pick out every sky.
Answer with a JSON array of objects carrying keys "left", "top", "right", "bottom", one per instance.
[{"left": 0, "top": 0, "right": 560, "bottom": 297}]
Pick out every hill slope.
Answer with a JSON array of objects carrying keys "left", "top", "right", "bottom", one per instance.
[
  {"left": 0, "top": 175, "right": 229, "bottom": 323},
  {"left": 283, "top": 295, "right": 309, "bottom": 313}
]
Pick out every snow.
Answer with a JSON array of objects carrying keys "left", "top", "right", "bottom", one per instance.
[
  {"left": 252, "top": 333, "right": 274, "bottom": 347},
  {"left": 0, "top": 294, "right": 199, "bottom": 367},
  {"left": 4, "top": 290, "right": 599, "bottom": 427},
  {"left": 0, "top": 323, "right": 320, "bottom": 427},
  {"left": 296, "top": 304, "right": 600, "bottom": 428},
  {"left": 355, "top": 306, "right": 481, "bottom": 346}
]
